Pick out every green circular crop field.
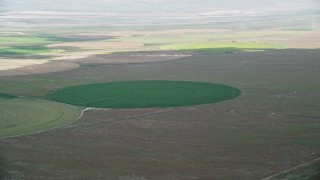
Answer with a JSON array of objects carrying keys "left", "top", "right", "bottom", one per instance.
[
  {"left": 0, "top": 99, "right": 82, "bottom": 138},
  {"left": 49, "top": 81, "right": 241, "bottom": 108}
]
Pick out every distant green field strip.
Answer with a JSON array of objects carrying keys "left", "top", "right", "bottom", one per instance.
[
  {"left": 0, "top": 99, "right": 81, "bottom": 138},
  {"left": 0, "top": 93, "right": 17, "bottom": 99},
  {"left": 162, "top": 42, "right": 283, "bottom": 51},
  {"left": 0, "top": 36, "right": 51, "bottom": 45},
  {"left": 0, "top": 46, "right": 59, "bottom": 55},
  {"left": 49, "top": 81, "right": 241, "bottom": 108}
]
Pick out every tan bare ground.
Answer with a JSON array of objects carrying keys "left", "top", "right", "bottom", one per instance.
[
  {"left": 255, "top": 32, "right": 320, "bottom": 48},
  {"left": 51, "top": 51, "right": 104, "bottom": 61},
  {"left": 73, "top": 52, "right": 192, "bottom": 64},
  {"left": 0, "top": 51, "right": 98, "bottom": 72},
  {"left": 0, "top": 60, "right": 79, "bottom": 76},
  {"left": 100, "top": 29, "right": 231, "bottom": 36},
  {"left": 0, "top": 51, "right": 190, "bottom": 76},
  {"left": 0, "top": 59, "right": 49, "bottom": 71},
  {"left": 76, "top": 29, "right": 229, "bottom": 40},
  {"left": 73, "top": 33, "right": 131, "bottom": 38},
  {"left": 151, "top": 29, "right": 231, "bottom": 35},
  {"left": 48, "top": 41, "right": 144, "bottom": 50}
]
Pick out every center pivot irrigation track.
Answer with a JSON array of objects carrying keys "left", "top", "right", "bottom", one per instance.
[
  {"left": 0, "top": 99, "right": 82, "bottom": 138},
  {"left": 49, "top": 81, "right": 241, "bottom": 108}
]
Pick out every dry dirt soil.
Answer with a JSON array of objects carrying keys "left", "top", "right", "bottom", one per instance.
[{"left": 0, "top": 49, "right": 319, "bottom": 179}]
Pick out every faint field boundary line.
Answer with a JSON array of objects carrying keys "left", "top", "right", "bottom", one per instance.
[
  {"left": 65, "top": 107, "right": 193, "bottom": 129},
  {"left": 262, "top": 157, "right": 320, "bottom": 180},
  {"left": 0, "top": 106, "right": 192, "bottom": 139}
]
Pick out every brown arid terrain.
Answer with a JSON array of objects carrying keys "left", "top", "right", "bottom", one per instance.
[
  {"left": 1, "top": 48, "right": 320, "bottom": 179},
  {"left": 0, "top": 0, "right": 320, "bottom": 179}
]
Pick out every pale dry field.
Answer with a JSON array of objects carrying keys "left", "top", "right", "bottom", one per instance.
[{"left": 1, "top": 28, "right": 319, "bottom": 76}]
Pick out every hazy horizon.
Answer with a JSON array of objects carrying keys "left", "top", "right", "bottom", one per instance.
[
  {"left": 1, "top": 0, "right": 319, "bottom": 13},
  {"left": 0, "top": 0, "right": 319, "bottom": 29}
]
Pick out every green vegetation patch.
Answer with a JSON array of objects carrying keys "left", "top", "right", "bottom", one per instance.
[
  {"left": 0, "top": 36, "right": 51, "bottom": 45},
  {"left": 0, "top": 99, "right": 82, "bottom": 138},
  {"left": 0, "top": 93, "right": 17, "bottom": 99},
  {"left": 0, "top": 36, "right": 63, "bottom": 58},
  {"left": 0, "top": 46, "right": 59, "bottom": 57},
  {"left": 49, "top": 81, "right": 241, "bottom": 108},
  {"left": 162, "top": 42, "right": 283, "bottom": 51}
]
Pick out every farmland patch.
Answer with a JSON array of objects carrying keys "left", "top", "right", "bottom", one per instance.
[
  {"left": 49, "top": 81, "right": 241, "bottom": 108},
  {"left": 0, "top": 99, "right": 81, "bottom": 138}
]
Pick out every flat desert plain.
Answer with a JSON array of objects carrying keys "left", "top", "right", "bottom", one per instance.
[{"left": 0, "top": 3, "right": 320, "bottom": 180}]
